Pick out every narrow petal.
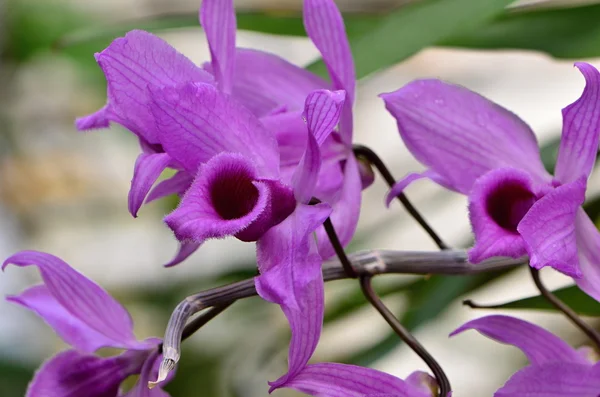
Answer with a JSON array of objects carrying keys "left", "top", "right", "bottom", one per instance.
[
  {"left": 76, "top": 30, "right": 213, "bottom": 144},
  {"left": 450, "top": 315, "right": 587, "bottom": 365},
  {"left": 200, "top": 0, "right": 235, "bottom": 93},
  {"left": 495, "top": 362, "right": 600, "bottom": 397},
  {"left": 468, "top": 168, "right": 537, "bottom": 263},
  {"left": 128, "top": 153, "right": 171, "bottom": 217},
  {"left": 164, "top": 152, "right": 295, "bottom": 244},
  {"left": 282, "top": 363, "right": 431, "bottom": 397},
  {"left": 146, "top": 171, "right": 194, "bottom": 204},
  {"left": 26, "top": 349, "right": 146, "bottom": 397},
  {"left": 385, "top": 170, "right": 445, "bottom": 207},
  {"left": 3, "top": 251, "right": 144, "bottom": 350},
  {"left": 293, "top": 90, "right": 346, "bottom": 203},
  {"left": 554, "top": 63, "right": 600, "bottom": 184},
  {"left": 574, "top": 208, "right": 600, "bottom": 302},
  {"left": 518, "top": 177, "right": 586, "bottom": 277},
  {"left": 163, "top": 241, "right": 201, "bottom": 268},
  {"left": 124, "top": 351, "right": 172, "bottom": 397},
  {"left": 380, "top": 80, "right": 550, "bottom": 194},
  {"left": 150, "top": 82, "right": 280, "bottom": 177},
  {"left": 304, "top": 0, "right": 355, "bottom": 144}
]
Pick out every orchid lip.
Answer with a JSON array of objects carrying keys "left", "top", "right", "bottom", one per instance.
[
  {"left": 485, "top": 180, "right": 537, "bottom": 233},
  {"left": 210, "top": 167, "right": 260, "bottom": 220}
]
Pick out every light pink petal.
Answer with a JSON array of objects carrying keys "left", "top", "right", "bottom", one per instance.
[
  {"left": 200, "top": 0, "right": 235, "bottom": 93},
  {"left": 467, "top": 168, "right": 538, "bottom": 263},
  {"left": 163, "top": 241, "right": 201, "bottom": 268},
  {"left": 574, "top": 208, "right": 600, "bottom": 302},
  {"left": 380, "top": 80, "right": 551, "bottom": 194},
  {"left": 164, "top": 152, "right": 295, "bottom": 244},
  {"left": 293, "top": 90, "right": 346, "bottom": 203},
  {"left": 304, "top": 0, "right": 355, "bottom": 144},
  {"left": 450, "top": 315, "right": 587, "bottom": 365},
  {"left": 128, "top": 153, "right": 171, "bottom": 217},
  {"left": 146, "top": 171, "right": 194, "bottom": 204},
  {"left": 518, "top": 177, "right": 586, "bottom": 277},
  {"left": 3, "top": 251, "right": 145, "bottom": 350},
  {"left": 150, "top": 82, "right": 280, "bottom": 177},
  {"left": 282, "top": 363, "right": 432, "bottom": 397},
  {"left": 554, "top": 63, "right": 600, "bottom": 184},
  {"left": 76, "top": 30, "right": 213, "bottom": 144}
]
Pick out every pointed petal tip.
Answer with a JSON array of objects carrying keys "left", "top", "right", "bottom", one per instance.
[{"left": 148, "top": 358, "right": 175, "bottom": 389}]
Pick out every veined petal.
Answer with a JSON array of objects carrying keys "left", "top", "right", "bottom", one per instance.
[
  {"left": 123, "top": 351, "right": 172, "bottom": 397},
  {"left": 150, "top": 82, "right": 280, "bottom": 177},
  {"left": 554, "top": 63, "right": 600, "bottom": 184},
  {"left": 200, "top": 0, "right": 235, "bottom": 93},
  {"left": 450, "top": 315, "right": 587, "bottom": 365},
  {"left": 380, "top": 80, "right": 550, "bottom": 194},
  {"left": 128, "top": 153, "right": 171, "bottom": 217},
  {"left": 495, "top": 362, "right": 600, "bottom": 397},
  {"left": 282, "top": 363, "right": 432, "bottom": 397},
  {"left": 304, "top": 0, "right": 355, "bottom": 144},
  {"left": 518, "top": 177, "right": 586, "bottom": 277},
  {"left": 164, "top": 152, "right": 295, "bottom": 244},
  {"left": 3, "top": 251, "right": 144, "bottom": 351},
  {"left": 76, "top": 30, "right": 213, "bottom": 144},
  {"left": 26, "top": 349, "right": 146, "bottom": 397},
  {"left": 293, "top": 90, "right": 346, "bottom": 203},
  {"left": 162, "top": 241, "right": 201, "bottom": 268},
  {"left": 146, "top": 171, "right": 194, "bottom": 204},
  {"left": 574, "top": 208, "right": 600, "bottom": 302}
]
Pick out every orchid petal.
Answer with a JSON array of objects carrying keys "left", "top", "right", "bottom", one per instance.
[
  {"left": 76, "top": 30, "right": 213, "bottom": 144},
  {"left": 495, "top": 362, "right": 600, "bottom": 397},
  {"left": 163, "top": 241, "right": 201, "bottom": 268},
  {"left": 304, "top": 0, "right": 355, "bottom": 144},
  {"left": 164, "top": 152, "right": 295, "bottom": 244},
  {"left": 146, "top": 171, "right": 194, "bottom": 204},
  {"left": 26, "top": 349, "right": 144, "bottom": 397},
  {"left": 128, "top": 153, "right": 171, "bottom": 217},
  {"left": 518, "top": 177, "right": 586, "bottom": 277},
  {"left": 450, "top": 315, "right": 587, "bottom": 365},
  {"left": 150, "top": 82, "right": 279, "bottom": 177},
  {"left": 293, "top": 90, "right": 346, "bottom": 203},
  {"left": 380, "top": 80, "right": 550, "bottom": 194},
  {"left": 405, "top": 371, "right": 439, "bottom": 396},
  {"left": 574, "top": 208, "right": 600, "bottom": 302},
  {"left": 554, "top": 63, "right": 600, "bottom": 184},
  {"left": 200, "top": 0, "right": 235, "bottom": 93},
  {"left": 124, "top": 351, "right": 172, "bottom": 397},
  {"left": 3, "top": 251, "right": 145, "bottom": 350},
  {"left": 385, "top": 170, "right": 446, "bottom": 207},
  {"left": 282, "top": 363, "right": 432, "bottom": 397}
]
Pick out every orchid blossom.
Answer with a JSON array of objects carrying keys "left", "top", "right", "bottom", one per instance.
[
  {"left": 381, "top": 63, "right": 600, "bottom": 300},
  {"left": 452, "top": 315, "right": 600, "bottom": 396},
  {"left": 3, "top": 251, "right": 171, "bottom": 397}
]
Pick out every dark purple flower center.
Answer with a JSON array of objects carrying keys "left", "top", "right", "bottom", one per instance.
[
  {"left": 210, "top": 170, "right": 259, "bottom": 220},
  {"left": 486, "top": 182, "right": 537, "bottom": 232}
]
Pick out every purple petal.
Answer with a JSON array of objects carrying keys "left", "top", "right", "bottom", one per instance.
[
  {"left": 164, "top": 152, "right": 295, "bottom": 244},
  {"left": 76, "top": 30, "right": 213, "bottom": 144},
  {"left": 227, "top": 49, "right": 329, "bottom": 117},
  {"left": 124, "top": 351, "right": 172, "bottom": 397},
  {"left": 304, "top": 0, "right": 355, "bottom": 144},
  {"left": 150, "top": 82, "right": 280, "bottom": 177},
  {"left": 282, "top": 363, "right": 432, "bottom": 397},
  {"left": 405, "top": 371, "right": 439, "bottom": 396},
  {"left": 128, "top": 153, "right": 171, "bottom": 217},
  {"left": 554, "top": 63, "right": 600, "bottom": 184},
  {"left": 518, "top": 177, "right": 586, "bottom": 277},
  {"left": 163, "top": 241, "right": 201, "bottom": 268},
  {"left": 26, "top": 349, "right": 146, "bottom": 397},
  {"left": 467, "top": 168, "right": 538, "bottom": 263},
  {"left": 200, "top": 0, "right": 235, "bottom": 93},
  {"left": 3, "top": 251, "right": 145, "bottom": 351},
  {"left": 385, "top": 170, "right": 445, "bottom": 207},
  {"left": 495, "top": 362, "right": 600, "bottom": 397},
  {"left": 146, "top": 171, "right": 194, "bottom": 204},
  {"left": 450, "top": 315, "right": 587, "bottom": 365},
  {"left": 574, "top": 209, "right": 600, "bottom": 302},
  {"left": 380, "top": 80, "right": 551, "bottom": 194},
  {"left": 293, "top": 90, "right": 346, "bottom": 203}
]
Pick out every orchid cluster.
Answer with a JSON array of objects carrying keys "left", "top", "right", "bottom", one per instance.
[{"left": 4, "top": 0, "right": 600, "bottom": 396}]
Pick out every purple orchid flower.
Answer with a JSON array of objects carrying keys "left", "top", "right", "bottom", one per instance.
[
  {"left": 3, "top": 250, "right": 171, "bottom": 397},
  {"left": 381, "top": 63, "right": 600, "bottom": 300},
  {"left": 452, "top": 315, "right": 600, "bottom": 396}
]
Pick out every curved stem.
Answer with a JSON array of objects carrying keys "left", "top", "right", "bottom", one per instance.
[
  {"left": 360, "top": 275, "right": 451, "bottom": 396},
  {"left": 353, "top": 144, "right": 448, "bottom": 250},
  {"left": 529, "top": 267, "right": 600, "bottom": 349}
]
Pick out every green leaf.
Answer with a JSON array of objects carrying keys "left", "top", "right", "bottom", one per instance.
[{"left": 444, "top": 3, "right": 600, "bottom": 59}]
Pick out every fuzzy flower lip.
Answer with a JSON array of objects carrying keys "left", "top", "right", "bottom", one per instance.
[{"left": 381, "top": 63, "right": 600, "bottom": 293}]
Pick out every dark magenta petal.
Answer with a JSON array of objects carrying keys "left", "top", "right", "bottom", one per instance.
[
  {"left": 200, "top": 0, "right": 235, "bottom": 93},
  {"left": 128, "top": 153, "right": 171, "bottom": 218}
]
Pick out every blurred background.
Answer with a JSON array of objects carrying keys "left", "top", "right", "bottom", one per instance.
[{"left": 2, "top": 0, "right": 600, "bottom": 396}]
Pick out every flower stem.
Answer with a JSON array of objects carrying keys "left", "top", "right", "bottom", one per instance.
[
  {"left": 360, "top": 275, "right": 451, "bottom": 396},
  {"left": 353, "top": 144, "right": 448, "bottom": 250}
]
